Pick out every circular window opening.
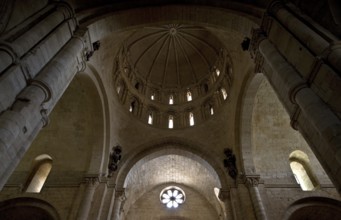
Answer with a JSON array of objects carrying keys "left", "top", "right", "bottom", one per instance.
[{"left": 160, "top": 186, "right": 186, "bottom": 208}]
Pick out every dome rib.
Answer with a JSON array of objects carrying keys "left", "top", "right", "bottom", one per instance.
[
  {"left": 180, "top": 31, "right": 219, "bottom": 55},
  {"left": 161, "top": 36, "right": 172, "bottom": 88},
  {"left": 177, "top": 33, "right": 211, "bottom": 70},
  {"left": 133, "top": 32, "right": 168, "bottom": 69},
  {"left": 174, "top": 34, "right": 198, "bottom": 84},
  {"left": 146, "top": 34, "right": 170, "bottom": 81},
  {"left": 125, "top": 24, "right": 223, "bottom": 89}
]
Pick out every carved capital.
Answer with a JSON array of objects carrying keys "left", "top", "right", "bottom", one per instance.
[
  {"left": 115, "top": 189, "right": 126, "bottom": 202},
  {"left": 245, "top": 175, "right": 260, "bottom": 187},
  {"left": 40, "top": 108, "right": 49, "bottom": 127},
  {"left": 84, "top": 177, "right": 99, "bottom": 187}
]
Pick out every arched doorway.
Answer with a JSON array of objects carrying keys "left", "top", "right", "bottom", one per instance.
[{"left": 0, "top": 197, "right": 60, "bottom": 220}]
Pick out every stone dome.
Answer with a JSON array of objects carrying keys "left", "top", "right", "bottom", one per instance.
[
  {"left": 114, "top": 24, "right": 233, "bottom": 128},
  {"left": 124, "top": 24, "right": 223, "bottom": 89}
]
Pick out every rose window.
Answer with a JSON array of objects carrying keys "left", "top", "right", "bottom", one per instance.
[{"left": 160, "top": 186, "right": 185, "bottom": 208}]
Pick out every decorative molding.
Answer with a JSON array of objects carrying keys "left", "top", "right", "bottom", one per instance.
[
  {"left": 267, "top": 0, "right": 285, "bottom": 16},
  {"left": 40, "top": 108, "right": 49, "bottom": 127},
  {"left": 0, "top": 43, "right": 17, "bottom": 62},
  {"left": 73, "top": 28, "right": 100, "bottom": 72},
  {"left": 288, "top": 82, "right": 308, "bottom": 104},
  {"left": 29, "top": 79, "right": 52, "bottom": 103},
  {"left": 249, "top": 29, "right": 266, "bottom": 74},
  {"left": 306, "top": 57, "right": 323, "bottom": 85},
  {"left": 260, "top": 13, "right": 274, "bottom": 35},
  {"left": 55, "top": 1, "right": 75, "bottom": 20}
]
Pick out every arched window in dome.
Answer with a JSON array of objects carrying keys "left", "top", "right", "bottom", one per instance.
[
  {"left": 289, "top": 150, "right": 319, "bottom": 191},
  {"left": 221, "top": 88, "right": 227, "bottom": 100},
  {"left": 116, "top": 80, "right": 124, "bottom": 96},
  {"left": 169, "top": 95, "right": 174, "bottom": 105},
  {"left": 210, "top": 105, "right": 214, "bottom": 115},
  {"left": 25, "top": 154, "right": 52, "bottom": 193},
  {"left": 216, "top": 68, "right": 220, "bottom": 77},
  {"left": 189, "top": 112, "right": 195, "bottom": 126},
  {"left": 129, "top": 100, "right": 136, "bottom": 113},
  {"left": 186, "top": 90, "right": 192, "bottom": 101},
  {"left": 151, "top": 93, "right": 155, "bottom": 100},
  {"left": 148, "top": 112, "right": 153, "bottom": 125},
  {"left": 168, "top": 115, "right": 174, "bottom": 129}
]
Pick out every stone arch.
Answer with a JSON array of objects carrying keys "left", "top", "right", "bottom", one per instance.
[
  {"left": 18, "top": 71, "right": 106, "bottom": 182},
  {"left": 81, "top": 64, "right": 111, "bottom": 175},
  {"left": 243, "top": 73, "right": 331, "bottom": 185},
  {"left": 0, "top": 197, "right": 60, "bottom": 220},
  {"left": 283, "top": 197, "right": 341, "bottom": 220},
  {"left": 115, "top": 138, "right": 227, "bottom": 219},
  {"left": 238, "top": 72, "right": 265, "bottom": 174},
  {"left": 126, "top": 183, "right": 220, "bottom": 220},
  {"left": 115, "top": 137, "right": 228, "bottom": 189}
]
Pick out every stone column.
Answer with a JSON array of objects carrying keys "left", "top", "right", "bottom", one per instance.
[
  {"left": 0, "top": 2, "right": 76, "bottom": 114},
  {"left": 0, "top": 29, "right": 89, "bottom": 189},
  {"left": 258, "top": 38, "right": 341, "bottom": 193},
  {"left": 245, "top": 175, "right": 267, "bottom": 220},
  {"left": 268, "top": 1, "right": 340, "bottom": 72},
  {"left": 112, "top": 189, "right": 126, "bottom": 220},
  {"left": 229, "top": 187, "right": 242, "bottom": 220},
  {"left": 218, "top": 189, "right": 234, "bottom": 220},
  {"left": 76, "top": 177, "right": 99, "bottom": 220}
]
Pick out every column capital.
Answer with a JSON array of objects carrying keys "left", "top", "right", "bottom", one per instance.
[
  {"left": 115, "top": 189, "right": 126, "bottom": 201},
  {"left": 244, "top": 175, "right": 261, "bottom": 187},
  {"left": 84, "top": 177, "right": 100, "bottom": 187}
]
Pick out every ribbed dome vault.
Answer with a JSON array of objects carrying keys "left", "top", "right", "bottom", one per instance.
[
  {"left": 114, "top": 24, "right": 232, "bottom": 128},
  {"left": 124, "top": 24, "right": 223, "bottom": 89}
]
